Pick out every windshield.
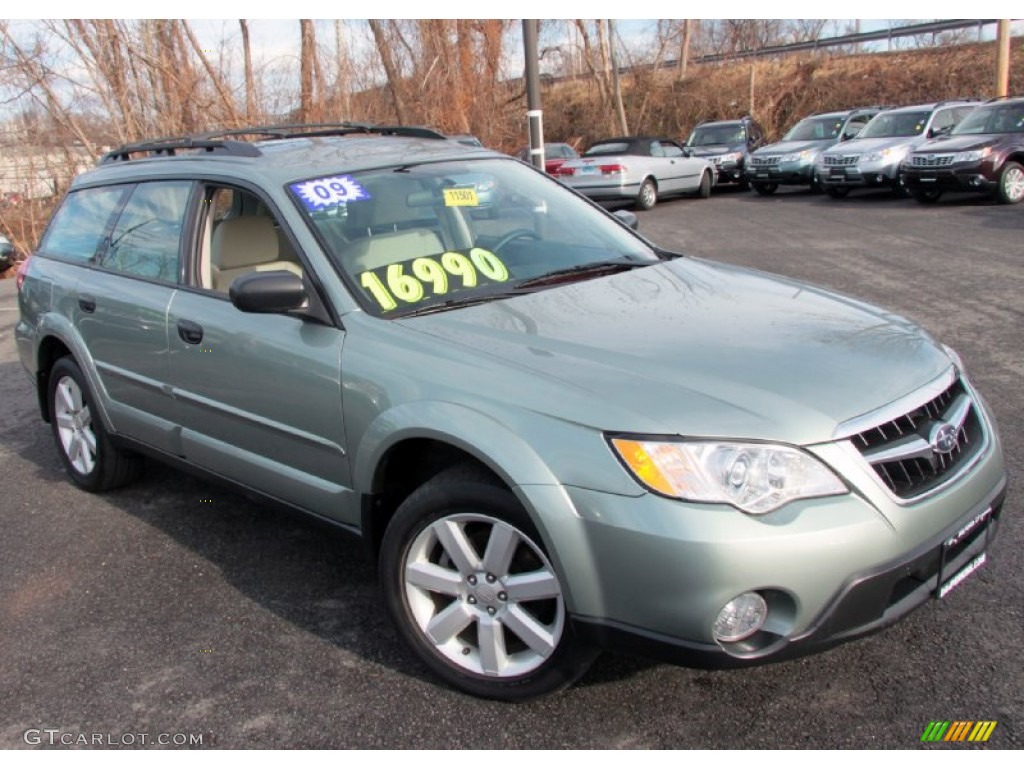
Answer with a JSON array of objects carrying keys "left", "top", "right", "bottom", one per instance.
[
  {"left": 859, "top": 111, "right": 930, "bottom": 139},
  {"left": 953, "top": 104, "right": 1024, "bottom": 135},
  {"left": 289, "top": 158, "right": 659, "bottom": 317},
  {"left": 688, "top": 125, "right": 744, "bottom": 146},
  {"left": 783, "top": 116, "right": 844, "bottom": 141}
]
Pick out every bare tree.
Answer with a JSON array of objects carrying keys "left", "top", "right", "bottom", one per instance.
[
  {"left": 368, "top": 19, "right": 407, "bottom": 124},
  {"left": 240, "top": 20, "right": 255, "bottom": 122},
  {"left": 299, "top": 20, "right": 316, "bottom": 123},
  {"left": 607, "top": 20, "right": 629, "bottom": 135}
]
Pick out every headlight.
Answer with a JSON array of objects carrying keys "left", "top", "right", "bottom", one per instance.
[
  {"left": 780, "top": 150, "right": 816, "bottom": 164},
  {"left": 609, "top": 437, "right": 847, "bottom": 514},
  {"left": 953, "top": 148, "right": 991, "bottom": 163},
  {"left": 717, "top": 152, "right": 743, "bottom": 164},
  {"left": 942, "top": 343, "right": 966, "bottom": 374},
  {"left": 863, "top": 147, "right": 908, "bottom": 164}
]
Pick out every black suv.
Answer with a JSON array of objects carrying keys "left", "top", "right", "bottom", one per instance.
[
  {"left": 902, "top": 96, "right": 1024, "bottom": 205},
  {"left": 685, "top": 116, "right": 765, "bottom": 188}
]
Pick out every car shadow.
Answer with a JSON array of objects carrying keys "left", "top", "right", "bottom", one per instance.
[{"left": 0, "top": 361, "right": 657, "bottom": 696}]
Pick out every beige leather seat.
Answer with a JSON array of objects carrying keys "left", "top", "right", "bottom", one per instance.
[
  {"left": 343, "top": 180, "right": 443, "bottom": 273},
  {"left": 211, "top": 217, "right": 303, "bottom": 292}
]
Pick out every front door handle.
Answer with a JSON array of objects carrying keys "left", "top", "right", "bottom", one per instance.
[
  {"left": 78, "top": 295, "right": 96, "bottom": 313},
  {"left": 177, "top": 319, "right": 204, "bottom": 345}
]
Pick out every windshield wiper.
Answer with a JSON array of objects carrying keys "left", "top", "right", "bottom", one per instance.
[
  {"left": 390, "top": 289, "right": 528, "bottom": 318},
  {"left": 514, "top": 259, "right": 652, "bottom": 289}
]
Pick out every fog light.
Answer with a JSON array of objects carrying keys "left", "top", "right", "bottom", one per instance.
[{"left": 713, "top": 592, "right": 767, "bottom": 642}]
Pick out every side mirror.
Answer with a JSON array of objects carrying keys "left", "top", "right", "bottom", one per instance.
[
  {"left": 929, "top": 125, "right": 951, "bottom": 138},
  {"left": 229, "top": 270, "right": 308, "bottom": 314},
  {"left": 841, "top": 127, "right": 862, "bottom": 142},
  {"left": 613, "top": 209, "right": 639, "bottom": 230}
]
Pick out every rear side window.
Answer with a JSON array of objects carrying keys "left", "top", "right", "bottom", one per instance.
[
  {"left": 38, "top": 186, "right": 129, "bottom": 263},
  {"left": 101, "top": 181, "right": 192, "bottom": 282}
]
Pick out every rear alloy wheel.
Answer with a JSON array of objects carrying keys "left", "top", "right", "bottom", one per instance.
[
  {"left": 824, "top": 185, "right": 850, "bottom": 199},
  {"left": 381, "top": 466, "right": 598, "bottom": 700},
  {"left": 912, "top": 188, "right": 943, "bottom": 204},
  {"left": 698, "top": 171, "right": 712, "bottom": 199},
  {"left": 48, "top": 357, "right": 141, "bottom": 491},
  {"left": 635, "top": 178, "right": 658, "bottom": 210},
  {"left": 996, "top": 161, "right": 1024, "bottom": 204},
  {"left": 752, "top": 182, "right": 778, "bottom": 196}
]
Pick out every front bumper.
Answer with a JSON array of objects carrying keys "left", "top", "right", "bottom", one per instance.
[
  {"left": 714, "top": 162, "right": 744, "bottom": 184},
  {"left": 902, "top": 165, "right": 998, "bottom": 195},
  {"left": 820, "top": 161, "right": 900, "bottom": 188},
  {"left": 517, "top": 399, "right": 1007, "bottom": 668},
  {"left": 747, "top": 162, "right": 815, "bottom": 186}
]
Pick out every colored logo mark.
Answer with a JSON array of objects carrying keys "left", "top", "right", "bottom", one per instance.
[{"left": 921, "top": 721, "right": 997, "bottom": 742}]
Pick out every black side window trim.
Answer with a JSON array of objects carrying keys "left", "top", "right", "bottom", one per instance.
[{"left": 185, "top": 178, "right": 344, "bottom": 329}]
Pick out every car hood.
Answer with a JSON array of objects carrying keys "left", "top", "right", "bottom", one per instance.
[
  {"left": 915, "top": 134, "right": 1001, "bottom": 152},
  {"left": 400, "top": 259, "right": 952, "bottom": 445},
  {"left": 755, "top": 139, "right": 830, "bottom": 155},
  {"left": 689, "top": 144, "right": 743, "bottom": 156},
  {"left": 824, "top": 137, "right": 917, "bottom": 155}
]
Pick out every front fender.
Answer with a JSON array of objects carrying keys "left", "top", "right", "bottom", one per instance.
[{"left": 352, "top": 400, "right": 562, "bottom": 494}]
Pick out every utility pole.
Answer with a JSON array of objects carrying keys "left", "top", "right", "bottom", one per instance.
[
  {"left": 995, "top": 20, "right": 1010, "bottom": 98},
  {"left": 523, "top": 19, "right": 545, "bottom": 170}
]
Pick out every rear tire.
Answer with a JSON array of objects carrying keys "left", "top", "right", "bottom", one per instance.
[
  {"left": 48, "top": 357, "right": 142, "bottom": 492},
  {"left": 752, "top": 182, "right": 778, "bottom": 196},
  {"left": 635, "top": 178, "right": 657, "bottom": 210},
  {"left": 995, "top": 161, "right": 1024, "bottom": 204}
]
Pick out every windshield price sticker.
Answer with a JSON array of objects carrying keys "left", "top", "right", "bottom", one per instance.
[
  {"left": 443, "top": 188, "right": 480, "bottom": 207},
  {"left": 359, "top": 248, "right": 509, "bottom": 312},
  {"left": 291, "top": 175, "right": 370, "bottom": 210}
]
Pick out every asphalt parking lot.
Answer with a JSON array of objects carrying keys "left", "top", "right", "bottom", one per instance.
[{"left": 1, "top": 187, "right": 1021, "bottom": 749}]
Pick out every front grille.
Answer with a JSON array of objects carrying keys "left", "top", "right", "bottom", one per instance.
[
  {"left": 823, "top": 155, "right": 859, "bottom": 167},
  {"left": 910, "top": 154, "right": 955, "bottom": 168},
  {"left": 852, "top": 378, "right": 984, "bottom": 498},
  {"left": 751, "top": 155, "right": 779, "bottom": 168}
]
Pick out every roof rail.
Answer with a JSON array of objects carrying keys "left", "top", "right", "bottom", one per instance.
[
  {"left": 984, "top": 94, "right": 1023, "bottom": 103},
  {"left": 100, "top": 122, "right": 449, "bottom": 164},
  {"left": 933, "top": 97, "right": 982, "bottom": 107},
  {"left": 100, "top": 138, "right": 261, "bottom": 164}
]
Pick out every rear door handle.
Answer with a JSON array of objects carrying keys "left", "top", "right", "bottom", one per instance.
[
  {"left": 78, "top": 295, "right": 96, "bottom": 313},
  {"left": 177, "top": 319, "right": 204, "bottom": 345}
]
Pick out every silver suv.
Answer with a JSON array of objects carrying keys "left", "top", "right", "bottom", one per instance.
[
  {"left": 818, "top": 100, "right": 979, "bottom": 198},
  {"left": 16, "top": 124, "right": 1006, "bottom": 700}
]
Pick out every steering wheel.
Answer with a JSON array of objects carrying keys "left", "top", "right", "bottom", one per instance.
[{"left": 491, "top": 229, "right": 541, "bottom": 254}]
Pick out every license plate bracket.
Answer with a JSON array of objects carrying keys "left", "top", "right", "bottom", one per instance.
[{"left": 936, "top": 507, "right": 992, "bottom": 599}]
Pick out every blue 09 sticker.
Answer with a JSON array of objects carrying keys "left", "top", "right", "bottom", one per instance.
[{"left": 291, "top": 175, "right": 370, "bottom": 210}]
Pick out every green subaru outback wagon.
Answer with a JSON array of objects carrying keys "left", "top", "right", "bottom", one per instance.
[{"left": 16, "top": 124, "right": 1006, "bottom": 700}]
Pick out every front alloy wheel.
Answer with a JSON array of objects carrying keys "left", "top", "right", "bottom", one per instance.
[
  {"left": 996, "top": 161, "right": 1024, "bottom": 204},
  {"left": 381, "top": 466, "right": 597, "bottom": 700}
]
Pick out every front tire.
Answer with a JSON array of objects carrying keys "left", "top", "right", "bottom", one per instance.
[
  {"left": 996, "top": 161, "right": 1024, "bottom": 204},
  {"left": 698, "top": 171, "right": 712, "bottom": 199},
  {"left": 635, "top": 178, "right": 657, "bottom": 210},
  {"left": 912, "top": 188, "right": 943, "bottom": 204},
  {"left": 380, "top": 465, "right": 598, "bottom": 700},
  {"left": 752, "top": 182, "right": 778, "bottom": 196},
  {"left": 824, "top": 185, "right": 850, "bottom": 199},
  {"left": 48, "top": 357, "right": 142, "bottom": 492}
]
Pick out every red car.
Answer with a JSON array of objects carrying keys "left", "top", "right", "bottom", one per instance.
[{"left": 516, "top": 143, "right": 580, "bottom": 174}]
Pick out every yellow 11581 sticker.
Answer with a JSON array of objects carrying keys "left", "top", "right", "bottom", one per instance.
[
  {"left": 359, "top": 248, "right": 509, "bottom": 311},
  {"left": 443, "top": 188, "right": 479, "bottom": 207}
]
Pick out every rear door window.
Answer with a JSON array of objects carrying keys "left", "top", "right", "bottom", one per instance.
[
  {"left": 37, "top": 185, "right": 130, "bottom": 263},
  {"left": 100, "top": 181, "right": 192, "bottom": 283}
]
